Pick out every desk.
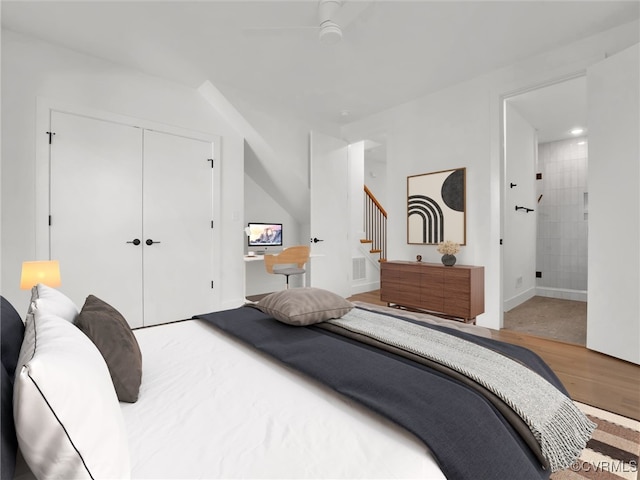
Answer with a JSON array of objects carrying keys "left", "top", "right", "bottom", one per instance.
[{"left": 244, "top": 254, "right": 307, "bottom": 296}]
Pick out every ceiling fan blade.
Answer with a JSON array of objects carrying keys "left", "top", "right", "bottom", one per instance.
[
  {"left": 243, "top": 25, "right": 318, "bottom": 38},
  {"left": 242, "top": 0, "right": 374, "bottom": 42}
]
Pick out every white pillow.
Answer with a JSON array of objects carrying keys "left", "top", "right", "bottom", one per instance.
[
  {"left": 13, "top": 309, "right": 130, "bottom": 479},
  {"left": 28, "top": 283, "right": 79, "bottom": 323}
]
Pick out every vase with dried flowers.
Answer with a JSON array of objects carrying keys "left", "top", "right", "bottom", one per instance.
[{"left": 437, "top": 240, "right": 460, "bottom": 266}]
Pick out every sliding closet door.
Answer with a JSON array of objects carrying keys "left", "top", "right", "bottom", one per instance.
[
  {"left": 142, "top": 130, "right": 215, "bottom": 326},
  {"left": 49, "top": 112, "right": 144, "bottom": 327}
]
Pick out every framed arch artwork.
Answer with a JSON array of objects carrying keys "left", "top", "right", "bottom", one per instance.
[{"left": 407, "top": 167, "right": 466, "bottom": 245}]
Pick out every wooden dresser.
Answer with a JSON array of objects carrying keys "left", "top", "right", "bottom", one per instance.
[{"left": 380, "top": 261, "right": 485, "bottom": 323}]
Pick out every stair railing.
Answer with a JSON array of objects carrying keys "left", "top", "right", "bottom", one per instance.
[{"left": 363, "top": 185, "right": 387, "bottom": 261}]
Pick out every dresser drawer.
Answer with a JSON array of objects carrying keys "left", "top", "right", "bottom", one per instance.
[{"left": 444, "top": 298, "right": 472, "bottom": 318}]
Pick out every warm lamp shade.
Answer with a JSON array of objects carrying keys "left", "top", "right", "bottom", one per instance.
[{"left": 20, "top": 260, "right": 61, "bottom": 289}]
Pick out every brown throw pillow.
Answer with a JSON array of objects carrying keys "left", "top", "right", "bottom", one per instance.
[
  {"left": 75, "top": 295, "right": 142, "bottom": 402},
  {"left": 255, "top": 288, "right": 354, "bottom": 326}
]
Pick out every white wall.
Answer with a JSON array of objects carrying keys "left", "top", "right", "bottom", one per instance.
[
  {"left": 244, "top": 175, "right": 302, "bottom": 252},
  {"left": 1, "top": 29, "right": 246, "bottom": 311},
  {"left": 221, "top": 83, "right": 341, "bottom": 224},
  {"left": 503, "top": 103, "right": 537, "bottom": 311},
  {"left": 364, "top": 157, "right": 388, "bottom": 209},
  {"left": 225, "top": 87, "right": 314, "bottom": 188},
  {"left": 349, "top": 141, "right": 366, "bottom": 255},
  {"left": 587, "top": 43, "right": 640, "bottom": 365},
  {"left": 343, "top": 21, "right": 639, "bottom": 330}
]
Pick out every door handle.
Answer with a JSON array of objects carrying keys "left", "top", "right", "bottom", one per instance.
[
  {"left": 126, "top": 239, "right": 141, "bottom": 246},
  {"left": 146, "top": 239, "right": 161, "bottom": 246},
  {"left": 311, "top": 237, "right": 324, "bottom": 243}
]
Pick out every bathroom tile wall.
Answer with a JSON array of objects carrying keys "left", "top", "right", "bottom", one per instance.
[{"left": 536, "top": 137, "right": 588, "bottom": 294}]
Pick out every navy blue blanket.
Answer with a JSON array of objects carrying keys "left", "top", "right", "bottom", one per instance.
[{"left": 195, "top": 306, "right": 559, "bottom": 480}]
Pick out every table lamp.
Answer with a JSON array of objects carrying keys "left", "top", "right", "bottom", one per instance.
[{"left": 20, "top": 260, "right": 61, "bottom": 289}]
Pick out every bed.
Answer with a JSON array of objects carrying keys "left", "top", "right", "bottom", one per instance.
[{"left": 1, "top": 285, "right": 595, "bottom": 480}]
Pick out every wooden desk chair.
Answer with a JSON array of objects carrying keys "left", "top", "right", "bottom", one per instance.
[{"left": 264, "top": 246, "right": 310, "bottom": 289}]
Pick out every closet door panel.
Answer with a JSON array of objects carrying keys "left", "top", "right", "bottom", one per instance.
[
  {"left": 142, "top": 130, "right": 215, "bottom": 326},
  {"left": 50, "top": 112, "right": 144, "bottom": 327}
]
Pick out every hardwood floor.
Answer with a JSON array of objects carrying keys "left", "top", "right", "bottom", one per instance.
[{"left": 348, "top": 290, "right": 640, "bottom": 421}]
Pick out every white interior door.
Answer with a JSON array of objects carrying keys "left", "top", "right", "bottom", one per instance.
[
  {"left": 309, "top": 131, "right": 350, "bottom": 297},
  {"left": 586, "top": 44, "right": 640, "bottom": 364},
  {"left": 142, "top": 130, "right": 216, "bottom": 326},
  {"left": 50, "top": 112, "right": 144, "bottom": 326}
]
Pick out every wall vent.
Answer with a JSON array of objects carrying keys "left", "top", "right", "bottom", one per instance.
[{"left": 352, "top": 257, "right": 366, "bottom": 280}]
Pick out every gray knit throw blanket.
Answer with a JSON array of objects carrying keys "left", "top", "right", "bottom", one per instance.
[{"left": 329, "top": 309, "right": 596, "bottom": 472}]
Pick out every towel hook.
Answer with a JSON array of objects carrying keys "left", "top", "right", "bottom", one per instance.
[{"left": 515, "top": 206, "right": 534, "bottom": 213}]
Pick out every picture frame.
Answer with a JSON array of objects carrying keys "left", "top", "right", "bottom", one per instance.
[{"left": 407, "top": 167, "right": 466, "bottom": 245}]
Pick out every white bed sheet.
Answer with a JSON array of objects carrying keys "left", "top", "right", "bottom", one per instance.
[{"left": 121, "top": 319, "right": 445, "bottom": 479}]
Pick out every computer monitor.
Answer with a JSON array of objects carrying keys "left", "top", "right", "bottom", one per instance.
[{"left": 247, "top": 223, "right": 283, "bottom": 248}]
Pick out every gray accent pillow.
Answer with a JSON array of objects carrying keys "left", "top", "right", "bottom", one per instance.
[
  {"left": 0, "top": 296, "right": 23, "bottom": 480},
  {"left": 255, "top": 288, "right": 354, "bottom": 326},
  {"left": 1, "top": 363, "right": 17, "bottom": 480},
  {"left": 1, "top": 296, "right": 25, "bottom": 381},
  {"left": 75, "top": 295, "right": 142, "bottom": 402}
]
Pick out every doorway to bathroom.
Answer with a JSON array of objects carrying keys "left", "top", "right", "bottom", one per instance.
[{"left": 502, "top": 75, "right": 588, "bottom": 345}]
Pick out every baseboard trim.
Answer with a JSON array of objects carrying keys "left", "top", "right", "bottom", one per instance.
[
  {"left": 503, "top": 287, "right": 536, "bottom": 312},
  {"left": 536, "top": 287, "right": 587, "bottom": 302},
  {"left": 351, "top": 281, "right": 380, "bottom": 296}
]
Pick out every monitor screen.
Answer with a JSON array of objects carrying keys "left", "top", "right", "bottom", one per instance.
[{"left": 247, "top": 223, "right": 283, "bottom": 247}]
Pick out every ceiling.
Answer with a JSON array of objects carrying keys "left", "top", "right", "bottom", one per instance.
[
  {"left": 2, "top": 0, "right": 638, "bottom": 130},
  {"left": 507, "top": 76, "right": 588, "bottom": 144}
]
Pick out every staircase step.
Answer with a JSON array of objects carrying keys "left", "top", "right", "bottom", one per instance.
[
  {"left": 360, "top": 239, "right": 373, "bottom": 244},
  {"left": 370, "top": 249, "right": 382, "bottom": 254}
]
